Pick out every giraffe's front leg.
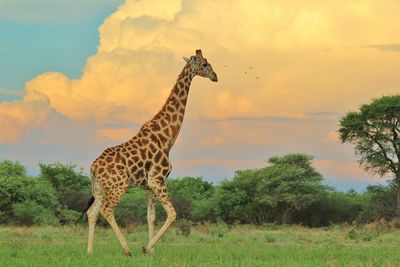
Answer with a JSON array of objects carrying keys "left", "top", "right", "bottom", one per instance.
[
  {"left": 143, "top": 178, "right": 176, "bottom": 253},
  {"left": 146, "top": 189, "right": 156, "bottom": 253},
  {"left": 101, "top": 204, "right": 131, "bottom": 256}
]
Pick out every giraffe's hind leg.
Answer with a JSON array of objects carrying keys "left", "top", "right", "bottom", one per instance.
[
  {"left": 101, "top": 183, "right": 131, "bottom": 256},
  {"left": 87, "top": 179, "right": 104, "bottom": 254}
]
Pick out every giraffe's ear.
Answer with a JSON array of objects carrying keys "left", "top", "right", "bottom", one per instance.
[{"left": 183, "top": 57, "right": 190, "bottom": 63}]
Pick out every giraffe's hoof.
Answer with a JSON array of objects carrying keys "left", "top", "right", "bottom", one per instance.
[
  {"left": 124, "top": 251, "right": 132, "bottom": 257},
  {"left": 142, "top": 246, "right": 147, "bottom": 254}
]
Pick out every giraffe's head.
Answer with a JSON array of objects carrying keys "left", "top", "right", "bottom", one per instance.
[{"left": 183, "top": 49, "right": 218, "bottom": 82}]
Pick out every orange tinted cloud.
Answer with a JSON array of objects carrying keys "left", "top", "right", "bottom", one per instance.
[
  {"left": 314, "top": 159, "right": 381, "bottom": 183},
  {"left": 9, "top": 0, "right": 400, "bottom": 131},
  {"left": 96, "top": 128, "right": 134, "bottom": 141},
  {"left": 0, "top": 90, "right": 63, "bottom": 143},
  {"left": 323, "top": 131, "right": 340, "bottom": 143}
]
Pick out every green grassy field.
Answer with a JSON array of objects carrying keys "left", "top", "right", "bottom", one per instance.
[{"left": 1, "top": 223, "right": 399, "bottom": 267}]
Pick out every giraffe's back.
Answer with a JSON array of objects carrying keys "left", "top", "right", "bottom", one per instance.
[
  {"left": 90, "top": 142, "right": 146, "bottom": 191},
  {"left": 90, "top": 131, "right": 171, "bottom": 194}
]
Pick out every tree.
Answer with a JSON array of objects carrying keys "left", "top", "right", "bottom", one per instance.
[
  {"left": 213, "top": 179, "right": 248, "bottom": 223},
  {"left": 115, "top": 188, "right": 148, "bottom": 226},
  {"left": 300, "top": 190, "right": 364, "bottom": 226},
  {"left": 361, "top": 184, "right": 397, "bottom": 221},
  {"left": 0, "top": 161, "right": 30, "bottom": 222},
  {"left": 212, "top": 154, "right": 326, "bottom": 225},
  {"left": 39, "top": 163, "right": 91, "bottom": 211},
  {"left": 339, "top": 95, "right": 400, "bottom": 213},
  {"left": 255, "top": 154, "right": 326, "bottom": 223},
  {"left": 0, "top": 160, "right": 60, "bottom": 224},
  {"left": 218, "top": 169, "right": 271, "bottom": 225},
  {"left": 0, "top": 160, "right": 26, "bottom": 178},
  {"left": 168, "top": 177, "right": 214, "bottom": 220}
]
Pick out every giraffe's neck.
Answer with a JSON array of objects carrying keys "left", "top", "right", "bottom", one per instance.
[{"left": 145, "top": 63, "right": 195, "bottom": 151}]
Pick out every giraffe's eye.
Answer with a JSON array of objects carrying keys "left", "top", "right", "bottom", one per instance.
[{"left": 202, "top": 63, "right": 207, "bottom": 67}]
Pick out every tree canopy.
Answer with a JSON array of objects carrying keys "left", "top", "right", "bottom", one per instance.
[{"left": 339, "top": 95, "right": 400, "bottom": 210}]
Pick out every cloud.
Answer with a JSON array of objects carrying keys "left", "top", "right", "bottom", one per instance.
[
  {"left": 12, "top": 0, "right": 400, "bottom": 129},
  {"left": 96, "top": 128, "right": 134, "bottom": 142},
  {"left": 0, "top": 90, "right": 65, "bottom": 144},
  {"left": 322, "top": 131, "right": 340, "bottom": 143},
  {"left": 25, "top": 51, "right": 179, "bottom": 123},
  {"left": 314, "top": 159, "right": 380, "bottom": 183},
  {"left": 365, "top": 43, "right": 400, "bottom": 52},
  {"left": 307, "top": 111, "right": 342, "bottom": 117}
]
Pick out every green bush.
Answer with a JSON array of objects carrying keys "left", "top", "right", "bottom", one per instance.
[
  {"left": 0, "top": 173, "right": 30, "bottom": 223},
  {"left": 12, "top": 201, "right": 58, "bottom": 226},
  {"left": 348, "top": 228, "right": 358, "bottom": 240},
  {"left": 22, "top": 178, "right": 60, "bottom": 211},
  {"left": 176, "top": 219, "right": 192, "bottom": 236},
  {"left": 58, "top": 209, "right": 81, "bottom": 225},
  {"left": 115, "top": 188, "right": 148, "bottom": 226},
  {"left": 38, "top": 163, "right": 91, "bottom": 212},
  {"left": 191, "top": 198, "right": 216, "bottom": 222},
  {"left": 0, "top": 161, "right": 60, "bottom": 224}
]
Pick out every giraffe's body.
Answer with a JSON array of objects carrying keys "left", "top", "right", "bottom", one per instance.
[{"left": 85, "top": 50, "right": 217, "bottom": 255}]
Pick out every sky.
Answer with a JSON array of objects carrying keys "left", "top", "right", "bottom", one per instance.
[{"left": 1, "top": 0, "right": 400, "bottom": 191}]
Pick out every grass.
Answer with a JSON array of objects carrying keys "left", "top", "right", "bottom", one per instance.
[{"left": 1, "top": 224, "right": 400, "bottom": 266}]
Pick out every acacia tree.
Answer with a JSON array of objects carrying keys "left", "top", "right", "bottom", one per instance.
[
  {"left": 339, "top": 95, "right": 400, "bottom": 213},
  {"left": 255, "top": 154, "right": 326, "bottom": 223}
]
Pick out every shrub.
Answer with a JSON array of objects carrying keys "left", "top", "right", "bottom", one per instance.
[
  {"left": 348, "top": 228, "right": 358, "bottom": 240},
  {"left": 0, "top": 174, "right": 31, "bottom": 222},
  {"left": 0, "top": 165, "right": 60, "bottom": 224},
  {"left": 12, "top": 201, "right": 58, "bottom": 226},
  {"left": 176, "top": 219, "right": 192, "bottom": 236},
  {"left": 58, "top": 209, "right": 81, "bottom": 225},
  {"left": 115, "top": 188, "right": 147, "bottom": 226},
  {"left": 38, "top": 163, "right": 90, "bottom": 212}
]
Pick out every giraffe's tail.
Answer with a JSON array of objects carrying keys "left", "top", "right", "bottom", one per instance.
[{"left": 75, "top": 195, "right": 95, "bottom": 225}]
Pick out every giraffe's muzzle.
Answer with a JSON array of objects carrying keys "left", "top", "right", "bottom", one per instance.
[{"left": 210, "top": 73, "right": 218, "bottom": 82}]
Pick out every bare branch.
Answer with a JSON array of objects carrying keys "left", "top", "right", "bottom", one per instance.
[{"left": 365, "top": 132, "right": 397, "bottom": 174}]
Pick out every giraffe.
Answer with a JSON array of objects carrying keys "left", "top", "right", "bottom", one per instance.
[{"left": 84, "top": 49, "right": 217, "bottom": 255}]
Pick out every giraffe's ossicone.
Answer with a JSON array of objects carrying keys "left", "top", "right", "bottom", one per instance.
[{"left": 83, "top": 49, "right": 217, "bottom": 255}]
